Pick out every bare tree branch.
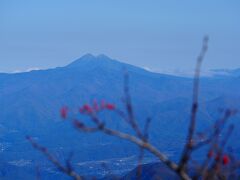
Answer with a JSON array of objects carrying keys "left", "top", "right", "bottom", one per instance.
[
  {"left": 26, "top": 136, "right": 82, "bottom": 180},
  {"left": 193, "top": 109, "right": 234, "bottom": 151},
  {"left": 206, "top": 124, "right": 234, "bottom": 179},
  {"left": 28, "top": 35, "right": 240, "bottom": 180},
  {"left": 178, "top": 36, "right": 209, "bottom": 172},
  {"left": 136, "top": 118, "right": 152, "bottom": 179},
  {"left": 123, "top": 71, "right": 143, "bottom": 138},
  {"left": 73, "top": 116, "right": 191, "bottom": 180}
]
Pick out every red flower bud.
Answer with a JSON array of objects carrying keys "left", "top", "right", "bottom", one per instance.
[
  {"left": 105, "top": 103, "right": 115, "bottom": 110},
  {"left": 60, "top": 106, "right": 68, "bottom": 119},
  {"left": 82, "top": 104, "right": 93, "bottom": 113},
  {"left": 222, "top": 155, "right": 230, "bottom": 165}
]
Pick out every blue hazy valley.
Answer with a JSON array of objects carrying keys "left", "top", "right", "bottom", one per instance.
[{"left": 1, "top": 54, "right": 240, "bottom": 179}]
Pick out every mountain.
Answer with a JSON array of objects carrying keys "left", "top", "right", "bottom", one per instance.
[
  {"left": 1, "top": 54, "right": 240, "bottom": 179},
  {"left": 211, "top": 68, "right": 240, "bottom": 77}
]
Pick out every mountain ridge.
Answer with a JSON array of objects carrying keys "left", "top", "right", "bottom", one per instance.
[
  {"left": 0, "top": 54, "right": 161, "bottom": 75},
  {"left": 1, "top": 53, "right": 240, "bottom": 179},
  {"left": 1, "top": 54, "right": 240, "bottom": 80}
]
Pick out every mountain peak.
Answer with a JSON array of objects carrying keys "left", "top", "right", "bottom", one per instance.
[
  {"left": 65, "top": 53, "right": 153, "bottom": 75},
  {"left": 96, "top": 54, "right": 111, "bottom": 59},
  {"left": 80, "top": 53, "right": 95, "bottom": 60},
  {"left": 66, "top": 53, "right": 117, "bottom": 68}
]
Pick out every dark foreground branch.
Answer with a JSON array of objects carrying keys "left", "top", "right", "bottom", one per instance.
[
  {"left": 26, "top": 136, "right": 82, "bottom": 180},
  {"left": 178, "top": 36, "right": 209, "bottom": 172},
  {"left": 74, "top": 118, "right": 191, "bottom": 180}
]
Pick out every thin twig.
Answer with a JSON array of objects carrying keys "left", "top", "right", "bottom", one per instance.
[
  {"left": 74, "top": 119, "right": 191, "bottom": 180},
  {"left": 136, "top": 118, "right": 151, "bottom": 179},
  {"left": 123, "top": 71, "right": 143, "bottom": 138},
  {"left": 178, "top": 36, "right": 209, "bottom": 172},
  {"left": 26, "top": 136, "right": 82, "bottom": 180},
  {"left": 206, "top": 124, "right": 234, "bottom": 179},
  {"left": 193, "top": 109, "right": 233, "bottom": 151},
  {"left": 192, "top": 110, "right": 233, "bottom": 179}
]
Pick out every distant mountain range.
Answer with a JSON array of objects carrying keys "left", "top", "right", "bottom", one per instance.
[{"left": 1, "top": 54, "right": 240, "bottom": 179}]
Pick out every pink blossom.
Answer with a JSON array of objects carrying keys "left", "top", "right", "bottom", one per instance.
[
  {"left": 82, "top": 104, "right": 93, "bottom": 113},
  {"left": 105, "top": 103, "right": 116, "bottom": 110},
  {"left": 222, "top": 155, "right": 230, "bottom": 165},
  {"left": 60, "top": 106, "right": 68, "bottom": 119}
]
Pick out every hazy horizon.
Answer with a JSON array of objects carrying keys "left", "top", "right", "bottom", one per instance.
[
  {"left": 1, "top": 52, "right": 238, "bottom": 78},
  {"left": 1, "top": 0, "right": 240, "bottom": 73}
]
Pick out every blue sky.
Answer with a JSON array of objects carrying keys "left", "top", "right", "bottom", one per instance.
[{"left": 0, "top": 0, "right": 239, "bottom": 73}]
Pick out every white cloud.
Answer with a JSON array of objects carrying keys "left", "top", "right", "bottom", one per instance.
[
  {"left": 155, "top": 68, "right": 215, "bottom": 77},
  {"left": 11, "top": 67, "right": 41, "bottom": 74},
  {"left": 142, "top": 66, "right": 154, "bottom": 72}
]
